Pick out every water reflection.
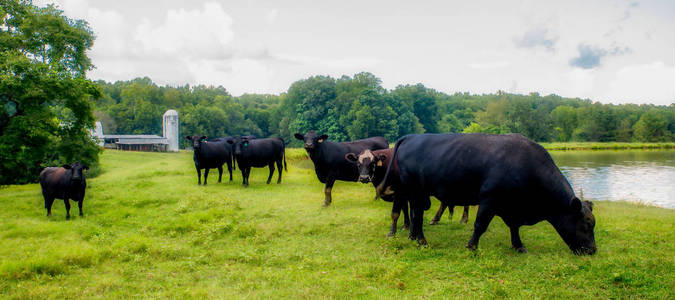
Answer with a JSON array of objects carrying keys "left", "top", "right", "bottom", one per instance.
[{"left": 550, "top": 150, "right": 675, "bottom": 209}]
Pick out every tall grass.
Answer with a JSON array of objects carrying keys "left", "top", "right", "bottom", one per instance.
[{"left": 0, "top": 149, "right": 673, "bottom": 298}]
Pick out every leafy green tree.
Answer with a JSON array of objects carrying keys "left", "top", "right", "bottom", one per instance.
[
  {"left": 391, "top": 84, "right": 440, "bottom": 133},
  {"left": 633, "top": 110, "right": 669, "bottom": 142},
  {"left": 1, "top": 0, "right": 101, "bottom": 184},
  {"left": 550, "top": 106, "right": 577, "bottom": 142}
]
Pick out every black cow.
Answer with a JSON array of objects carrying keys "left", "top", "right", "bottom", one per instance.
[
  {"left": 227, "top": 136, "right": 286, "bottom": 186},
  {"left": 346, "top": 148, "right": 409, "bottom": 236},
  {"left": 295, "top": 130, "right": 388, "bottom": 207},
  {"left": 376, "top": 133, "right": 596, "bottom": 255},
  {"left": 186, "top": 135, "right": 234, "bottom": 185},
  {"left": 39, "top": 162, "right": 88, "bottom": 219}
]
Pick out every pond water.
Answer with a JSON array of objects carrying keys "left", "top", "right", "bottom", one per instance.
[{"left": 550, "top": 150, "right": 675, "bottom": 209}]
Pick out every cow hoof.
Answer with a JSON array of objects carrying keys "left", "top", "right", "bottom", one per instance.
[
  {"left": 515, "top": 247, "right": 528, "bottom": 253},
  {"left": 402, "top": 225, "right": 410, "bottom": 231},
  {"left": 429, "top": 220, "right": 439, "bottom": 225},
  {"left": 387, "top": 232, "right": 396, "bottom": 238},
  {"left": 322, "top": 202, "right": 331, "bottom": 207},
  {"left": 460, "top": 219, "right": 468, "bottom": 224},
  {"left": 466, "top": 244, "right": 477, "bottom": 251},
  {"left": 417, "top": 238, "right": 428, "bottom": 246},
  {"left": 66, "top": 216, "right": 70, "bottom": 220},
  {"left": 79, "top": 213, "right": 84, "bottom": 217}
]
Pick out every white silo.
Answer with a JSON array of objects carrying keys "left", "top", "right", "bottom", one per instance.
[{"left": 163, "top": 109, "right": 179, "bottom": 152}]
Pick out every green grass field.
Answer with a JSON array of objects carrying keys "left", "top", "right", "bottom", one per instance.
[{"left": 1, "top": 149, "right": 673, "bottom": 299}]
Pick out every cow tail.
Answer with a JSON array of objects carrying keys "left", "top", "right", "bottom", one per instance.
[{"left": 375, "top": 136, "right": 406, "bottom": 199}]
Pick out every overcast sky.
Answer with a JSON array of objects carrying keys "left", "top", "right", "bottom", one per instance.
[{"left": 37, "top": 0, "right": 675, "bottom": 105}]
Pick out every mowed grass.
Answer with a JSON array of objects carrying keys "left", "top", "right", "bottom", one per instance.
[{"left": 0, "top": 149, "right": 673, "bottom": 299}]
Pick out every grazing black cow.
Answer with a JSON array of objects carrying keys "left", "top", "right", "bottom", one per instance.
[
  {"left": 186, "top": 135, "right": 234, "bottom": 185},
  {"left": 346, "top": 148, "right": 409, "bottom": 236},
  {"left": 295, "top": 130, "right": 388, "bottom": 207},
  {"left": 227, "top": 136, "right": 286, "bottom": 186},
  {"left": 376, "top": 133, "right": 596, "bottom": 255},
  {"left": 39, "top": 162, "right": 88, "bottom": 219}
]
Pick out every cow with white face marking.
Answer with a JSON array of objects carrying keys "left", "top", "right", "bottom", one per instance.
[
  {"left": 346, "top": 148, "right": 410, "bottom": 236},
  {"left": 347, "top": 148, "right": 472, "bottom": 231}
]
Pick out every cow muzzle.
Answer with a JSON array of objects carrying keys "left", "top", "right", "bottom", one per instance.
[
  {"left": 358, "top": 175, "right": 371, "bottom": 183},
  {"left": 304, "top": 144, "right": 313, "bottom": 150}
]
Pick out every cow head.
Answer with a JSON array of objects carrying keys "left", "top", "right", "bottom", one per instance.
[
  {"left": 185, "top": 135, "right": 207, "bottom": 152},
  {"left": 226, "top": 136, "right": 251, "bottom": 156},
  {"left": 294, "top": 131, "right": 328, "bottom": 151},
  {"left": 345, "top": 149, "right": 387, "bottom": 183},
  {"left": 555, "top": 198, "right": 597, "bottom": 255},
  {"left": 63, "top": 162, "right": 89, "bottom": 183}
]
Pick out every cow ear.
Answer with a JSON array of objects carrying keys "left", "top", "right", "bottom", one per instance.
[
  {"left": 570, "top": 197, "right": 582, "bottom": 214},
  {"left": 200, "top": 136, "right": 207, "bottom": 141},
  {"left": 345, "top": 153, "right": 358, "bottom": 162},
  {"left": 318, "top": 134, "right": 328, "bottom": 143},
  {"left": 62, "top": 164, "right": 72, "bottom": 169},
  {"left": 294, "top": 133, "right": 304, "bottom": 140},
  {"left": 584, "top": 201, "right": 594, "bottom": 212},
  {"left": 377, "top": 154, "right": 387, "bottom": 162},
  {"left": 185, "top": 136, "right": 192, "bottom": 140}
]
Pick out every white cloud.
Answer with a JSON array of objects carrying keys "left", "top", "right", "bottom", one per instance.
[
  {"left": 134, "top": 2, "right": 234, "bottom": 60},
  {"left": 266, "top": 9, "right": 279, "bottom": 25},
  {"left": 603, "top": 62, "right": 675, "bottom": 105}
]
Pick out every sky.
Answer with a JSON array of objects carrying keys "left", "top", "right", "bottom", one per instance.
[{"left": 36, "top": 0, "right": 675, "bottom": 105}]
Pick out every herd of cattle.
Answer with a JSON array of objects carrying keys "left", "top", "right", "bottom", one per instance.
[{"left": 39, "top": 130, "right": 597, "bottom": 255}]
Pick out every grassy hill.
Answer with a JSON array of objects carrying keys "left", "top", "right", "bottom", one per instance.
[{"left": 1, "top": 149, "right": 673, "bottom": 298}]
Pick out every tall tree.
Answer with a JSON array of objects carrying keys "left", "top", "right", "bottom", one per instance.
[{"left": 1, "top": 0, "right": 101, "bottom": 184}]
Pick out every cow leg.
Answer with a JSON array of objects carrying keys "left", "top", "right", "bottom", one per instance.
[
  {"left": 78, "top": 199, "right": 84, "bottom": 216},
  {"left": 227, "top": 161, "right": 233, "bottom": 182},
  {"left": 64, "top": 199, "right": 71, "bottom": 220},
  {"left": 244, "top": 165, "right": 251, "bottom": 187},
  {"left": 266, "top": 163, "right": 275, "bottom": 184},
  {"left": 460, "top": 206, "right": 470, "bottom": 224},
  {"left": 217, "top": 166, "right": 223, "bottom": 183},
  {"left": 466, "top": 205, "right": 495, "bottom": 251},
  {"left": 44, "top": 196, "right": 54, "bottom": 217},
  {"left": 430, "top": 202, "right": 447, "bottom": 225},
  {"left": 196, "top": 167, "right": 202, "bottom": 185},
  {"left": 510, "top": 226, "right": 527, "bottom": 253},
  {"left": 276, "top": 159, "right": 283, "bottom": 184},
  {"left": 203, "top": 168, "right": 210, "bottom": 185},
  {"left": 401, "top": 199, "right": 410, "bottom": 230},
  {"left": 388, "top": 198, "right": 404, "bottom": 237},
  {"left": 409, "top": 206, "right": 427, "bottom": 245},
  {"left": 323, "top": 179, "right": 335, "bottom": 207}
]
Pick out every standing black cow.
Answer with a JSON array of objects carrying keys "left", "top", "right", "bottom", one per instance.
[
  {"left": 295, "top": 130, "right": 388, "bottom": 207},
  {"left": 186, "top": 135, "right": 234, "bottom": 185},
  {"left": 345, "top": 148, "right": 410, "bottom": 236},
  {"left": 376, "top": 133, "right": 597, "bottom": 255},
  {"left": 227, "top": 136, "right": 286, "bottom": 186},
  {"left": 39, "top": 162, "right": 88, "bottom": 219}
]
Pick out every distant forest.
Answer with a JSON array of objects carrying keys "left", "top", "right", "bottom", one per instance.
[{"left": 94, "top": 72, "right": 674, "bottom": 148}]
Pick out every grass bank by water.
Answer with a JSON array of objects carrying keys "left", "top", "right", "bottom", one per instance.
[
  {"left": 540, "top": 142, "right": 674, "bottom": 151},
  {"left": 0, "top": 149, "right": 673, "bottom": 298}
]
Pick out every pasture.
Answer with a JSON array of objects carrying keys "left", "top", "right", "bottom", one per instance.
[{"left": 1, "top": 149, "right": 673, "bottom": 298}]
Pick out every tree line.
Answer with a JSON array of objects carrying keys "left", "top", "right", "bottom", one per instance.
[
  {"left": 2, "top": 1, "right": 673, "bottom": 185},
  {"left": 94, "top": 73, "right": 674, "bottom": 148}
]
